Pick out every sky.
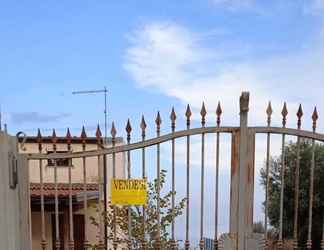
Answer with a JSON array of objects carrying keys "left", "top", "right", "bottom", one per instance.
[{"left": 1, "top": 0, "right": 324, "bottom": 246}]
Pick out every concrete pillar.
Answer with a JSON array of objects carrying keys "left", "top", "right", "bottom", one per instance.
[{"left": 0, "top": 132, "right": 30, "bottom": 250}]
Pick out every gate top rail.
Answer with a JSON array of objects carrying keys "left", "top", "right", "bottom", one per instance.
[
  {"left": 24, "top": 96, "right": 323, "bottom": 160},
  {"left": 25, "top": 126, "right": 324, "bottom": 160}
]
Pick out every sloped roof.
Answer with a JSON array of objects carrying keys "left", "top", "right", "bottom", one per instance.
[{"left": 30, "top": 182, "right": 98, "bottom": 197}]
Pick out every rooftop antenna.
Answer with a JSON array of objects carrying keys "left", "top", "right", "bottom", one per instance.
[
  {"left": 72, "top": 86, "right": 109, "bottom": 246},
  {"left": 72, "top": 86, "right": 108, "bottom": 143}
]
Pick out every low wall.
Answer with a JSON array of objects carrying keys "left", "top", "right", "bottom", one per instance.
[{"left": 0, "top": 132, "right": 30, "bottom": 250}]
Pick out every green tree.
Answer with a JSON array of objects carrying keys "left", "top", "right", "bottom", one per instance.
[
  {"left": 260, "top": 140, "right": 324, "bottom": 249},
  {"left": 91, "top": 169, "right": 186, "bottom": 249}
]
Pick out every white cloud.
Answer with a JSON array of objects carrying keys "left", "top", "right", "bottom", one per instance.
[
  {"left": 124, "top": 21, "right": 324, "bottom": 131},
  {"left": 123, "top": 8, "right": 324, "bottom": 238}
]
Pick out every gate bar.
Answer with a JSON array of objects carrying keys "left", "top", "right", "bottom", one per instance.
[
  {"left": 185, "top": 105, "right": 191, "bottom": 250},
  {"left": 155, "top": 112, "right": 162, "bottom": 250},
  {"left": 293, "top": 105, "right": 303, "bottom": 249},
  {"left": 170, "top": 107, "right": 177, "bottom": 249},
  {"left": 140, "top": 115, "right": 147, "bottom": 250},
  {"left": 278, "top": 103, "right": 288, "bottom": 250},
  {"left": 81, "top": 127, "right": 89, "bottom": 249},
  {"left": 264, "top": 102, "right": 273, "bottom": 248},
  {"left": 126, "top": 119, "right": 132, "bottom": 249},
  {"left": 214, "top": 102, "right": 222, "bottom": 250},
  {"left": 307, "top": 107, "right": 318, "bottom": 249},
  {"left": 199, "top": 103, "right": 206, "bottom": 250},
  {"left": 37, "top": 130, "right": 47, "bottom": 250}
]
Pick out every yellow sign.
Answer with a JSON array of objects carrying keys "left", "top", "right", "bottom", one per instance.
[{"left": 111, "top": 179, "right": 147, "bottom": 205}]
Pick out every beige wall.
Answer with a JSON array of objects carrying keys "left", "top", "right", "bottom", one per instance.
[
  {"left": 31, "top": 201, "right": 100, "bottom": 250},
  {"left": 24, "top": 140, "right": 126, "bottom": 249},
  {"left": 24, "top": 142, "right": 125, "bottom": 184},
  {"left": 0, "top": 132, "right": 30, "bottom": 250},
  {"left": 31, "top": 212, "right": 53, "bottom": 250}
]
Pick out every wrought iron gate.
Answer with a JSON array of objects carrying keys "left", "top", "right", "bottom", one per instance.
[{"left": 24, "top": 91, "right": 324, "bottom": 250}]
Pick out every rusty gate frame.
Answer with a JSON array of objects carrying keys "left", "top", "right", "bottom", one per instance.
[{"left": 25, "top": 91, "right": 324, "bottom": 250}]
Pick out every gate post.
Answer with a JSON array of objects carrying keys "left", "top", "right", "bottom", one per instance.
[{"left": 227, "top": 92, "right": 259, "bottom": 249}]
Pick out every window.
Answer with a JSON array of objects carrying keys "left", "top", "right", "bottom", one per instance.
[{"left": 47, "top": 150, "right": 71, "bottom": 167}]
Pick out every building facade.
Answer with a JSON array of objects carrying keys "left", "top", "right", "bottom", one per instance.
[{"left": 19, "top": 127, "right": 125, "bottom": 250}]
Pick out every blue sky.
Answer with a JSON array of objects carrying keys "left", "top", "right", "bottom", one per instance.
[
  {"left": 2, "top": 0, "right": 324, "bottom": 245},
  {"left": 2, "top": 0, "right": 324, "bottom": 135}
]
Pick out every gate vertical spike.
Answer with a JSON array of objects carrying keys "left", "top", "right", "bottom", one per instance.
[
  {"left": 266, "top": 101, "right": 273, "bottom": 127},
  {"left": 125, "top": 118, "right": 132, "bottom": 249},
  {"left": 297, "top": 104, "right": 303, "bottom": 129},
  {"left": 199, "top": 103, "right": 207, "bottom": 250},
  {"left": 155, "top": 111, "right": 162, "bottom": 250},
  {"left": 278, "top": 103, "right": 288, "bottom": 249},
  {"left": 185, "top": 104, "right": 191, "bottom": 250},
  {"left": 66, "top": 127, "right": 74, "bottom": 249},
  {"left": 110, "top": 121, "right": 117, "bottom": 250},
  {"left": 281, "top": 102, "right": 288, "bottom": 128},
  {"left": 185, "top": 104, "right": 192, "bottom": 129},
  {"left": 170, "top": 107, "right": 177, "bottom": 132},
  {"left": 37, "top": 128, "right": 47, "bottom": 250},
  {"left": 307, "top": 107, "right": 319, "bottom": 250},
  {"left": 51, "top": 128, "right": 60, "bottom": 250},
  {"left": 96, "top": 124, "right": 104, "bottom": 249},
  {"left": 214, "top": 101, "right": 222, "bottom": 250},
  {"left": 216, "top": 101, "right": 222, "bottom": 127},
  {"left": 140, "top": 114, "right": 147, "bottom": 249},
  {"left": 170, "top": 107, "right": 177, "bottom": 248},
  {"left": 293, "top": 104, "right": 303, "bottom": 249},
  {"left": 200, "top": 102, "right": 207, "bottom": 127},
  {"left": 265, "top": 101, "right": 272, "bottom": 247},
  {"left": 80, "top": 127, "right": 89, "bottom": 249}
]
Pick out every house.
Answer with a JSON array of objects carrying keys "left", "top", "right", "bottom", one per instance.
[{"left": 19, "top": 126, "right": 125, "bottom": 250}]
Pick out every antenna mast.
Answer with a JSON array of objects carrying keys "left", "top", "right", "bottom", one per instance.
[{"left": 72, "top": 87, "right": 108, "bottom": 143}]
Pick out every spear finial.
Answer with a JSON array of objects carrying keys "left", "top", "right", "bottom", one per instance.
[
  {"left": 281, "top": 102, "right": 288, "bottom": 128},
  {"left": 96, "top": 124, "right": 102, "bottom": 145},
  {"left": 266, "top": 101, "right": 273, "bottom": 127},
  {"left": 297, "top": 104, "right": 303, "bottom": 129},
  {"left": 140, "top": 115, "right": 147, "bottom": 140},
  {"left": 312, "top": 107, "right": 318, "bottom": 132},
  {"left": 200, "top": 102, "right": 207, "bottom": 127},
  {"left": 111, "top": 122, "right": 117, "bottom": 138},
  {"left": 185, "top": 104, "right": 192, "bottom": 129},
  {"left": 126, "top": 119, "right": 132, "bottom": 143},
  {"left": 216, "top": 102, "right": 222, "bottom": 127},
  {"left": 81, "top": 126, "right": 87, "bottom": 141},
  {"left": 52, "top": 129, "right": 57, "bottom": 143},
  {"left": 37, "top": 128, "right": 42, "bottom": 143},
  {"left": 37, "top": 128, "right": 42, "bottom": 151},
  {"left": 155, "top": 111, "right": 162, "bottom": 135},
  {"left": 170, "top": 107, "right": 177, "bottom": 132},
  {"left": 66, "top": 128, "right": 72, "bottom": 145},
  {"left": 80, "top": 126, "right": 87, "bottom": 150}
]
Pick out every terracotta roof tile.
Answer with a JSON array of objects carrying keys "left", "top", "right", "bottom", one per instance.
[{"left": 30, "top": 183, "right": 98, "bottom": 198}]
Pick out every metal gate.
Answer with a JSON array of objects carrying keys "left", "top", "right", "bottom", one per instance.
[{"left": 24, "top": 91, "right": 324, "bottom": 250}]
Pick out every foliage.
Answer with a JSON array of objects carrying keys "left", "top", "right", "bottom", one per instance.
[
  {"left": 260, "top": 140, "right": 324, "bottom": 249},
  {"left": 90, "top": 169, "right": 186, "bottom": 249}
]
